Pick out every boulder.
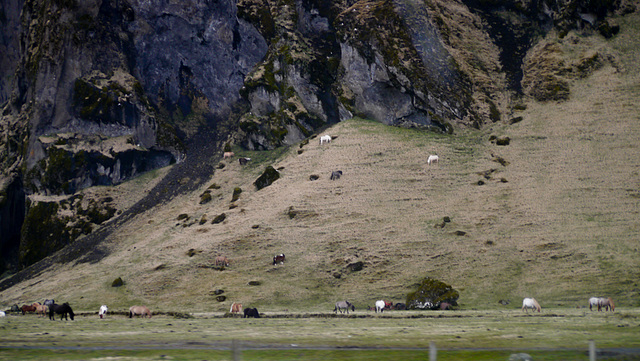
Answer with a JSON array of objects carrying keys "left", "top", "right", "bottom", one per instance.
[{"left": 254, "top": 166, "right": 280, "bottom": 190}]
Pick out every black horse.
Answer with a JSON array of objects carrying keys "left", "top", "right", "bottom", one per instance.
[
  {"left": 49, "top": 302, "right": 74, "bottom": 321},
  {"left": 243, "top": 307, "right": 260, "bottom": 318}
]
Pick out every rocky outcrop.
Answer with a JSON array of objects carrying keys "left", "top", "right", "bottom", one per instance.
[
  {"left": 0, "top": 0, "right": 23, "bottom": 105},
  {"left": 0, "top": 0, "right": 634, "bottom": 272}
]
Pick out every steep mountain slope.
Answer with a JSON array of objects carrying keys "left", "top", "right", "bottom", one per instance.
[
  {"left": 2, "top": 0, "right": 634, "bottom": 273},
  {"left": 1, "top": 1, "right": 639, "bottom": 311},
  {"left": 1, "top": 9, "right": 639, "bottom": 311}
]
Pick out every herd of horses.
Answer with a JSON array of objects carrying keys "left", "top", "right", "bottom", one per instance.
[
  {"left": 2, "top": 295, "right": 618, "bottom": 320},
  {"left": 520, "top": 297, "right": 615, "bottom": 313}
]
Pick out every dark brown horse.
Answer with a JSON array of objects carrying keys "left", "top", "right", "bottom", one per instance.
[
  {"left": 243, "top": 307, "right": 260, "bottom": 318},
  {"left": 21, "top": 303, "right": 38, "bottom": 315},
  {"left": 273, "top": 254, "right": 285, "bottom": 265},
  {"left": 49, "top": 303, "right": 74, "bottom": 320}
]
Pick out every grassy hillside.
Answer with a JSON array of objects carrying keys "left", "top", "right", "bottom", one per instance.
[{"left": 1, "top": 13, "right": 640, "bottom": 313}]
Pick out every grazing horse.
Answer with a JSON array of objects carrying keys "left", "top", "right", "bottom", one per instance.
[
  {"left": 43, "top": 299, "right": 55, "bottom": 307},
  {"left": 330, "top": 170, "right": 343, "bottom": 180},
  {"left": 99, "top": 305, "right": 108, "bottom": 319},
  {"left": 239, "top": 157, "right": 251, "bottom": 165},
  {"left": 35, "top": 304, "right": 48, "bottom": 317},
  {"left": 0, "top": 311, "right": 5, "bottom": 317},
  {"left": 319, "top": 135, "right": 332, "bottom": 145},
  {"left": 215, "top": 256, "right": 230, "bottom": 267},
  {"left": 334, "top": 301, "right": 355, "bottom": 314},
  {"left": 223, "top": 151, "right": 234, "bottom": 159},
  {"left": 522, "top": 298, "right": 541, "bottom": 313},
  {"left": 394, "top": 303, "right": 407, "bottom": 310},
  {"left": 243, "top": 307, "right": 260, "bottom": 318},
  {"left": 439, "top": 302, "right": 452, "bottom": 310},
  {"left": 375, "top": 300, "right": 386, "bottom": 313},
  {"left": 49, "top": 303, "right": 74, "bottom": 321},
  {"left": 589, "top": 297, "right": 603, "bottom": 311},
  {"left": 21, "top": 304, "right": 38, "bottom": 315},
  {"left": 273, "top": 254, "right": 285, "bottom": 265},
  {"left": 603, "top": 297, "right": 615, "bottom": 312},
  {"left": 230, "top": 302, "right": 243, "bottom": 314},
  {"left": 593, "top": 297, "right": 615, "bottom": 312},
  {"left": 427, "top": 155, "right": 439, "bottom": 165},
  {"left": 129, "top": 305, "right": 152, "bottom": 318}
]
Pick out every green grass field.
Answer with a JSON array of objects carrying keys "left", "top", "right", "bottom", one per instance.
[{"left": 1, "top": 309, "right": 639, "bottom": 360}]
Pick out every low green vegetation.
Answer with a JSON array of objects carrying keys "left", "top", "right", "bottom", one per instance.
[{"left": 1, "top": 309, "right": 638, "bottom": 360}]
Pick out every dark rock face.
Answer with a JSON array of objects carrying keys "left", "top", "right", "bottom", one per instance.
[
  {"left": 129, "top": 0, "right": 268, "bottom": 118},
  {"left": 0, "top": 0, "right": 23, "bottom": 104},
  {"left": 0, "top": 0, "right": 633, "bottom": 272},
  {"left": 0, "top": 177, "right": 25, "bottom": 274}
]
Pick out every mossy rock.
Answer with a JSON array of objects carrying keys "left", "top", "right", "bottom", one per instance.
[
  {"left": 496, "top": 137, "right": 510, "bottom": 146},
  {"left": 406, "top": 277, "right": 459, "bottom": 310},
  {"left": 254, "top": 166, "right": 280, "bottom": 190},
  {"left": 211, "top": 213, "right": 226, "bottom": 224},
  {"left": 231, "top": 187, "right": 242, "bottom": 202},
  {"left": 111, "top": 277, "right": 124, "bottom": 287},
  {"left": 346, "top": 261, "right": 364, "bottom": 272},
  {"left": 186, "top": 249, "right": 202, "bottom": 257},
  {"left": 177, "top": 214, "right": 189, "bottom": 221},
  {"left": 199, "top": 191, "right": 212, "bottom": 204}
]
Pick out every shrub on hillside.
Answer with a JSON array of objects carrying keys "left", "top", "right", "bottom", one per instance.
[{"left": 406, "top": 277, "right": 459, "bottom": 310}]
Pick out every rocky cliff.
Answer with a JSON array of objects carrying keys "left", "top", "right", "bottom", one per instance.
[{"left": 0, "top": 0, "right": 635, "bottom": 273}]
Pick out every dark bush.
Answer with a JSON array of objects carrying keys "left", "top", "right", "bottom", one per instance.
[
  {"left": 406, "top": 277, "right": 459, "bottom": 310},
  {"left": 111, "top": 277, "right": 124, "bottom": 287}
]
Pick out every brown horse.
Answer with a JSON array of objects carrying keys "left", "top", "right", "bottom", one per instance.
[
  {"left": 230, "top": 302, "right": 242, "bottom": 314},
  {"left": 35, "top": 304, "right": 48, "bottom": 317},
  {"left": 21, "top": 303, "right": 38, "bottom": 315},
  {"left": 600, "top": 297, "right": 615, "bottom": 312},
  {"left": 215, "top": 256, "right": 230, "bottom": 267},
  {"left": 129, "top": 305, "right": 152, "bottom": 318}
]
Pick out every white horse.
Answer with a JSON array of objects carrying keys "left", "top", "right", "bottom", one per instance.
[
  {"left": 427, "top": 154, "right": 439, "bottom": 165},
  {"left": 375, "top": 300, "right": 386, "bottom": 313},
  {"left": 0, "top": 310, "right": 5, "bottom": 317},
  {"left": 522, "top": 298, "right": 541, "bottom": 313},
  {"left": 589, "top": 297, "right": 603, "bottom": 311},
  {"left": 99, "top": 305, "right": 108, "bottom": 319},
  {"left": 319, "top": 135, "right": 332, "bottom": 145}
]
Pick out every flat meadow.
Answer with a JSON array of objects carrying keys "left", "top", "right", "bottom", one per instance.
[{"left": 1, "top": 308, "right": 640, "bottom": 360}]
